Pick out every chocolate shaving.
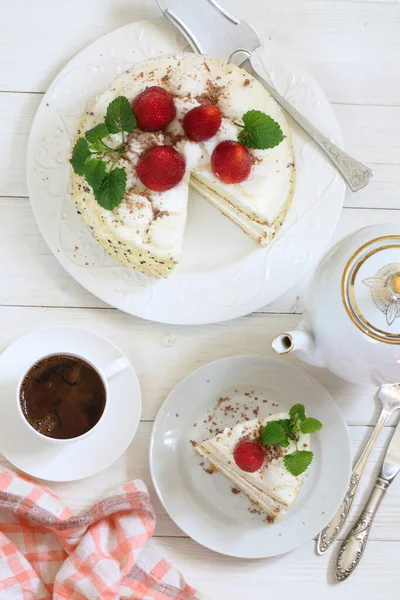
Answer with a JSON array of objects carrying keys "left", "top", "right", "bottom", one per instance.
[{"left": 195, "top": 80, "right": 225, "bottom": 105}]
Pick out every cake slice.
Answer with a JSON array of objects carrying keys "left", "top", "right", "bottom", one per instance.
[{"left": 196, "top": 413, "right": 310, "bottom": 521}]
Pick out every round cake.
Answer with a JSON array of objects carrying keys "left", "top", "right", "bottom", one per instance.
[{"left": 71, "top": 53, "right": 295, "bottom": 278}]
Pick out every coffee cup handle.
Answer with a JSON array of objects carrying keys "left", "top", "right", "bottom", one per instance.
[{"left": 104, "top": 357, "right": 130, "bottom": 380}]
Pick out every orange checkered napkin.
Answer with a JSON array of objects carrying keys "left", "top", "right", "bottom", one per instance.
[{"left": 0, "top": 467, "right": 204, "bottom": 599}]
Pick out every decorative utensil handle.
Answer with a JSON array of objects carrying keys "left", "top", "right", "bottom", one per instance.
[
  {"left": 335, "top": 478, "right": 389, "bottom": 581},
  {"left": 317, "top": 409, "right": 390, "bottom": 554},
  {"left": 244, "top": 57, "right": 373, "bottom": 192}
]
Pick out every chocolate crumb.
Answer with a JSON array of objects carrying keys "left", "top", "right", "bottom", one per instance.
[
  {"left": 248, "top": 506, "right": 262, "bottom": 515},
  {"left": 195, "top": 80, "right": 225, "bottom": 105},
  {"left": 189, "top": 440, "right": 196, "bottom": 447},
  {"left": 231, "top": 487, "right": 240, "bottom": 495},
  {"left": 204, "top": 468, "right": 214, "bottom": 475}
]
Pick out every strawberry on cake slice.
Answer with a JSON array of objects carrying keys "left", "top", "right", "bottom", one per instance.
[{"left": 196, "top": 404, "right": 322, "bottom": 522}]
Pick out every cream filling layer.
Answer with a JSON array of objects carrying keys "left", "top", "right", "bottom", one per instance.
[{"left": 196, "top": 445, "right": 287, "bottom": 519}]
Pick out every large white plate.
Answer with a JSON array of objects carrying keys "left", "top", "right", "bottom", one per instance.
[
  {"left": 0, "top": 327, "right": 142, "bottom": 482},
  {"left": 150, "top": 356, "right": 351, "bottom": 558},
  {"left": 26, "top": 19, "right": 345, "bottom": 325}
]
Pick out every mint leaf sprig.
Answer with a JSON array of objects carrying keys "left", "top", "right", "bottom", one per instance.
[
  {"left": 261, "top": 404, "right": 322, "bottom": 476},
  {"left": 70, "top": 96, "right": 136, "bottom": 211},
  {"left": 236, "top": 110, "right": 284, "bottom": 150}
]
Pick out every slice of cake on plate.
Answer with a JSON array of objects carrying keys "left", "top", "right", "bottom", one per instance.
[
  {"left": 70, "top": 53, "right": 295, "bottom": 278},
  {"left": 196, "top": 412, "right": 310, "bottom": 522}
]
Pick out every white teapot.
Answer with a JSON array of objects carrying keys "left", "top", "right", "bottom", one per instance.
[{"left": 272, "top": 224, "right": 400, "bottom": 386}]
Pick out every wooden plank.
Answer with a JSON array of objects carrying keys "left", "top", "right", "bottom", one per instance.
[
  {"left": 333, "top": 104, "right": 400, "bottom": 164},
  {"left": 1, "top": 1, "right": 400, "bottom": 109},
  {"left": 344, "top": 164, "right": 400, "bottom": 210},
  {"left": 1, "top": 424, "right": 398, "bottom": 540},
  {"left": 1, "top": 92, "right": 399, "bottom": 198},
  {"left": 151, "top": 537, "right": 400, "bottom": 598},
  {"left": 0, "top": 197, "right": 107, "bottom": 308},
  {"left": 0, "top": 306, "right": 394, "bottom": 428},
  {"left": 1, "top": 196, "right": 399, "bottom": 312}
]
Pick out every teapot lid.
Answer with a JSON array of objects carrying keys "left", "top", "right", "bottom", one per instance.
[{"left": 342, "top": 235, "right": 400, "bottom": 344}]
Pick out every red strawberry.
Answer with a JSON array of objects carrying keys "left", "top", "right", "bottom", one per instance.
[
  {"left": 183, "top": 104, "right": 222, "bottom": 141},
  {"left": 136, "top": 146, "right": 185, "bottom": 192},
  {"left": 233, "top": 441, "right": 264, "bottom": 473},
  {"left": 211, "top": 140, "right": 252, "bottom": 184},
  {"left": 133, "top": 86, "right": 176, "bottom": 131}
]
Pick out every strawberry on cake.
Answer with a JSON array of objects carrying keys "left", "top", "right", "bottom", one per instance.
[
  {"left": 196, "top": 404, "right": 322, "bottom": 522},
  {"left": 70, "top": 53, "right": 295, "bottom": 278}
]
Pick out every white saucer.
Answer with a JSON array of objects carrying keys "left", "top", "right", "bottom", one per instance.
[
  {"left": 0, "top": 327, "right": 141, "bottom": 482},
  {"left": 150, "top": 356, "right": 351, "bottom": 558}
]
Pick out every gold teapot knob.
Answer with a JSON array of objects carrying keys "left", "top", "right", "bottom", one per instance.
[{"left": 391, "top": 273, "right": 400, "bottom": 295}]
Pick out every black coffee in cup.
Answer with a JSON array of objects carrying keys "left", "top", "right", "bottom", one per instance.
[{"left": 19, "top": 354, "right": 106, "bottom": 440}]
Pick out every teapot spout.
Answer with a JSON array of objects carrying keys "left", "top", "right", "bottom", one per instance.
[{"left": 271, "top": 330, "right": 323, "bottom": 367}]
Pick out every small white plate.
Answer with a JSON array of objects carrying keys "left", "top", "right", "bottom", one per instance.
[
  {"left": 0, "top": 327, "right": 141, "bottom": 482},
  {"left": 150, "top": 356, "right": 351, "bottom": 558}
]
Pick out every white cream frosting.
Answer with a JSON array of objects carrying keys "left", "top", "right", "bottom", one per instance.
[
  {"left": 196, "top": 413, "right": 310, "bottom": 519},
  {"left": 74, "top": 54, "right": 294, "bottom": 267}
]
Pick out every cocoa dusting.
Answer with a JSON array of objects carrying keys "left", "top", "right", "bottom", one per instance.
[
  {"left": 263, "top": 444, "right": 284, "bottom": 463},
  {"left": 248, "top": 506, "right": 262, "bottom": 515},
  {"left": 195, "top": 81, "right": 225, "bottom": 105},
  {"left": 266, "top": 515, "right": 276, "bottom": 524},
  {"left": 152, "top": 207, "right": 170, "bottom": 220},
  {"left": 126, "top": 130, "right": 161, "bottom": 152},
  {"left": 164, "top": 132, "right": 186, "bottom": 146}
]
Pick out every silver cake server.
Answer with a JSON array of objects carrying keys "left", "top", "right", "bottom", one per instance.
[
  {"left": 156, "top": 0, "right": 372, "bottom": 192},
  {"left": 335, "top": 406, "right": 400, "bottom": 581}
]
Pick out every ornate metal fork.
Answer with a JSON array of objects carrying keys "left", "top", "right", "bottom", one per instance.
[{"left": 317, "top": 383, "right": 400, "bottom": 555}]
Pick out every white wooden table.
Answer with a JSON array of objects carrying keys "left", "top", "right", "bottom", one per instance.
[{"left": 1, "top": 0, "right": 400, "bottom": 597}]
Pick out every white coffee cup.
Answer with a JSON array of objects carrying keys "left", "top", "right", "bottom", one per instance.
[{"left": 17, "top": 353, "right": 130, "bottom": 444}]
